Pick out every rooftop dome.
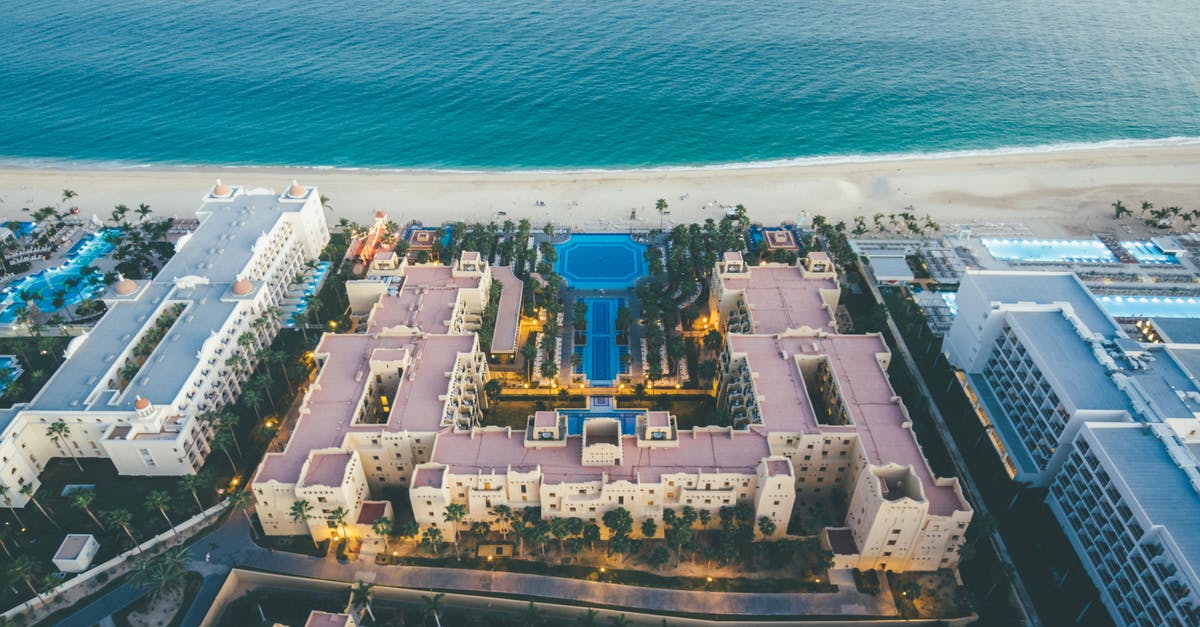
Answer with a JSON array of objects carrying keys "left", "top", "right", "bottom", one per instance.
[
  {"left": 286, "top": 180, "right": 306, "bottom": 197},
  {"left": 134, "top": 396, "right": 150, "bottom": 410},
  {"left": 212, "top": 179, "right": 232, "bottom": 197},
  {"left": 114, "top": 277, "right": 138, "bottom": 295},
  {"left": 232, "top": 278, "right": 254, "bottom": 296}
]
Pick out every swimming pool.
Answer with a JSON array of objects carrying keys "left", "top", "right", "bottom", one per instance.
[
  {"left": 981, "top": 238, "right": 1117, "bottom": 264},
  {"left": 1120, "top": 241, "right": 1179, "bottom": 265},
  {"left": 578, "top": 297, "right": 623, "bottom": 386},
  {"left": 283, "top": 261, "right": 332, "bottom": 327},
  {"left": 555, "top": 234, "right": 648, "bottom": 290},
  {"left": 0, "top": 355, "right": 22, "bottom": 398},
  {"left": 939, "top": 292, "right": 959, "bottom": 316},
  {"left": 0, "top": 230, "right": 116, "bottom": 323},
  {"left": 1096, "top": 295, "right": 1200, "bottom": 319},
  {"left": 561, "top": 409, "right": 641, "bottom": 436}
]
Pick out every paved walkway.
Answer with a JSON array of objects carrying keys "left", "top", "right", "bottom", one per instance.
[{"left": 56, "top": 513, "right": 896, "bottom": 626}]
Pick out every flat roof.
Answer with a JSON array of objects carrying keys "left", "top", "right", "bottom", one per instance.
[
  {"left": 961, "top": 271, "right": 1120, "bottom": 339},
  {"left": 432, "top": 428, "right": 769, "bottom": 484},
  {"left": 868, "top": 255, "right": 915, "bottom": 281},
  {"left": 489, "top": 266, "right": 523, "bottom": 353},
  {"left": 1006, "top": 311, "right": 1130, "bottom": 411},
  {"left": 53, "top": 534, "right": 94, "bottom": 560},
  {"left": 368, "top": 266, "right": 478, "bottom": 334},
  {"left": 730, "top": 333, "right": 964, "bottom": 517},
  {"left": 1088, "top": 423, "right": 1200, "bottom": 573},
  {"left": 305, "top": 611, "right": 354, "bottom": 627},
  {"left": 300, "top": 451, "right": 352, "bottom": 488},
  {"left": 1152, "top": 317, "right": 1200, "bottom": 344},
  {"left": 356, "top": 501, "right": 387, "bottom": 524},
  {"left": 26, "top": 189, "right": 313, "bottom": 413},
  {"left": 721, "top": 265, "right": 836, "bottom": 334}
]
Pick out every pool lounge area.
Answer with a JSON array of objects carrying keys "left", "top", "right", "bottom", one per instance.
[
  {"left": 282, "top": 261, "right": 332, "bottom": 327},
  {"left": 559, "top": 397, "right": 641, "bottom": 436},
  {"left": 0, "top": 230, "right": 116, "bottom": 324},
  {"left": 981, "top": 237, "right": 1178, "bottom": 265}
]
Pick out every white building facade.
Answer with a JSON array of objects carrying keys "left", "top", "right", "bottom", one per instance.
[{"left": 0, "top": 181, "right": 328, "bottom": 507}]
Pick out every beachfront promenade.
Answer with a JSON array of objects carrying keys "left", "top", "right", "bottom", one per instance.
[{"left": 58, "top": 514, "right": 897, "bottom": 626}]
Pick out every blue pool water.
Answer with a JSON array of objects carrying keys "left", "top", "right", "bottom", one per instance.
[
  {"left": 982, "top": 238, "right": 1117, "bottom": 264},
  {"left": 555, "top": 234, "right": 647, "bottom": 290},
  {"left": 1120, "top": 241, "right": 1179, "bottom": 265},
  {"left": 0, "top": 230, "right": 116, "bottom": 322},
  {"left": 1095, "top": 295, "right": 1200, "bottom": 319},
  {"left": 578, "top": 298, "right": 624, "bottom": 386},
  {"left": 0, "top": 356, "right": 21, "bottom": 398},
  {"left": 562, "top": 410, "right": 642, "bottom": 437},
  {"left": 283, "top": 261, "right": 332, "bottom": 327}
]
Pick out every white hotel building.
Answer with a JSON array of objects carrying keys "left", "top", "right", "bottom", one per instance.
[
  {"left": 945, "top": 270, "right": 1200, "bottom": 626},
  {"left": 0, "top": 181, "right": 328, "bottom": 507}
]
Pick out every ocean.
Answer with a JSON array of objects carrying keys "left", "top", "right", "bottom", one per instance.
[{"left": 0, "top": 0, "right": 1197, "bottom": 170}]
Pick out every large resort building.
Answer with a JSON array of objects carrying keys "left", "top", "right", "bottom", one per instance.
[
  {"left": 253, "top": 249, "right": 971, "bottom": 573},
  {"left": 0, "top": 181, "right": 329, "bottom": 506},
  {"left": 945, "top": 270, "right": 1200, "bottom": 626}
]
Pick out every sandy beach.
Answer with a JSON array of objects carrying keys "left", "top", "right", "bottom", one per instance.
[{"left": 1, "top": 144, "right": 1199, "bottom": 237}]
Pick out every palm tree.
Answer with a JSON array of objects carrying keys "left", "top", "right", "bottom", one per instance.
[
  {"left": 145, "top": 490, "right": 175, "bottom": 534},
  {"left": 328, "top": 506, "right": 349, "bottom": 541},
  {"left": 46, "top": 421, "right": 82, "bottom": 471},
  {"left": 178, "top": 470, "right": 212, "bottom": 513},
  {"left": 608, "top": 615, "right": 631, "bottom": 627},
  {"left": 288, "top": 499, "right": 319, "bottom": 548},
  {"left": 61, "top": 189, "right": 77, "bottom": 206},
  {"left": 0, "top": 485, "right": 25, "bottom": 527},
  {"left": 349, "top": 580, "right": 376, "bottom": 621},
  {"left": 1112, "top": 200, "right": 1128, "bottom": 220},
  {"left": 399, "top": 519, "right": 420, "bottom": 548},
  {"left": 422, "top": 591, "right": 445, "bottom": 627},
  {"left": 578, "top": 608, "right": 601, "bottom": 626},
  {"left": 71, "top": 490, "right": 105, "bottom": 529},
  {"left": 6, "top": 555, "right": 44, "bottom": 601},
  {"left": 443, "top": 503, "right": 466, "bottom": 558},
  {"left": 209, "top": 427, "right": 240, "bottom": 471},
  {"left": 240, "top": 386, "right": 263, "bottom": 420},
  {"left": 131, "top": 546, "right": 188, "bottom": 600},
  {"left": 656, "top": 198, "right": 668, "bottom": 230},
  {"left": 372, "top": 516, "right": 394, "bottom": 553},
  {"left": 229, "top": 488, "right": 258, "bottom": 539},
  {"left": 106, "top": 508, "right": 139, "bottom": 550},
  {"left": 135, "top": 203, "right": 153, "bottom": 222},
  {"left": 19, "top": 484, "right": 57, "bottom": 527}
]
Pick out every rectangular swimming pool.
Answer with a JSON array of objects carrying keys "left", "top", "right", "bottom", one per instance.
[
  {"left": 981, "top": 238, "right": 1117, "bottom": 264},
  {"left": 555, "top": 233, "right": 648, "bottom": 290}
]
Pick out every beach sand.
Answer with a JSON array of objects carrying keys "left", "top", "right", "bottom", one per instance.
[{"left": 1, "top": 144, "right": 1198, "bottom": 236}]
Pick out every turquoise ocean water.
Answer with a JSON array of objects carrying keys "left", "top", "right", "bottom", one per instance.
[{"left": 0, "top": 0, "right": 1197, "bottom": 170}]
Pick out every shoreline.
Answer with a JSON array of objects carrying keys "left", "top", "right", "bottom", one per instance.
[
  {"left": 2, "top": 136, "right": 1198, "bottom": 175},
  {"left": 1, "top": 143, "right": 1199, "bottom": 238}
]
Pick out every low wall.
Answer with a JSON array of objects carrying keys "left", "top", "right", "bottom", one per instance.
[{"left": 1, "top": 500, "right": 229, "bottom": 622}]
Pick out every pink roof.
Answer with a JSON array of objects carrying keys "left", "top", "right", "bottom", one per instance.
[
  {"left": 431, "top": 428, "right": 769, "bottom": 484},
  {"left": 255, "top": 333, "right": 474, "bottom": 485},
  {"left": 489, "top": 266, "right": 523, "bottom": 353},
  {"left": 412, "top": 465, "right": 444, "bottom": 488},
  {"left": 301, "top": 451, "right": 352, "bottom": 488},
  {"left": 375, "top": 251, "right": 396, "bottom": 262},
  {"left": 763, "top": 229, "right": 799, "bottom": 250},
  {"left": 766, "top": 459, "right": 792, "bottom": 476},
  {"left": 723, "top": 252, "right": 744, "bottom": 264},
  {"left": 367, "top": 267, "right": 479, "bottom": 334},
  {"left": 533, "top": 411, "right": 558, "bottom": 427},
  {"left": 645, "top": 411, "right": 671, "bottom": 427},
  {"left": 356, "top": 501, "right": 388, "bottom": 524},
  {"left": 722, "top": 266, "right": 836, "bottom": 334},
  {"left": 729, "top": 333, "right": 963, "bottom": 517},
  {"left": 305, "top": 612, "right": 354, "bottom": 627}
]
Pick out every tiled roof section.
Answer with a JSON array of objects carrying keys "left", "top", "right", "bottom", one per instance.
[
  {"left": 645, "top": 411, "right": 671, "bottom": 427},
  {"left": 301, "top": 452, "right": 352, "bottom": 488},
  {"left": 533, "top": 411, "right": 558, "bottom": 427},
  {"left": 489, "top": 265, "right": 523, "bottom": 353},
  {"left": 766, "top": 459, "right": 792, "bottom": 476},
  {"left": 721, "top": 265, "right": 836, "bottom": 334}
]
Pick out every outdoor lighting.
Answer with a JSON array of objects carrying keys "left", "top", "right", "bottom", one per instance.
[
  {"left": 229, "top": 477, "right": 240, "bottom": 488},
  {"left": 329, "top": 321, "right": 338, "bottom": 330},
  {"left": 600, "top": 567, "right": 606, "bottom": 573},
  {"left": 706, "top": 576, "right": 713, "bottom": 583},
  {"left": 487, "top": 555, "right": 493, "bottom": 562},
  {"left": 393, "top": 551, "right": 398, "bottom": 556},
  {"left": 674, "top": 384, "right": 680, "bottom": 389}
]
